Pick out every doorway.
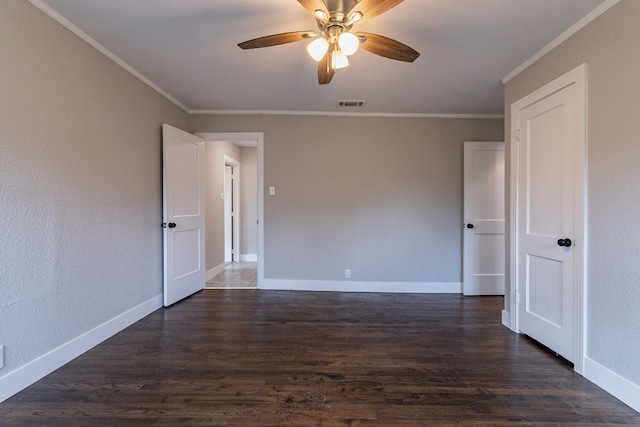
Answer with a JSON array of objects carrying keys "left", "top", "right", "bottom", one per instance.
[{"left": 196, "top": 132, "right": 264, "bottom": 288}]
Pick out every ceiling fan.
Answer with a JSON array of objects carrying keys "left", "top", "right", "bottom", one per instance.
[{"left": 238, "top": 0, "right": 420, "bottom": 85}]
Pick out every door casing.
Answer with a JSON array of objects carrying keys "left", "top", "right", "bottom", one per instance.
[
  {"left": 506, "top": 64, "right": 587, "bottom": 373},
  {"left": 196, "top": 132, "right": 264, "bottom": 287}
]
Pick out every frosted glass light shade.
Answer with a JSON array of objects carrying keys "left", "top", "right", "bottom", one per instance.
[
  {"left": 332, "top": 50, "right": 349, "bottom": 69},
  {"left": 314, "top": 9, "right": 329, "bottom": 21},
  {"left": 307, "top": 38, "right": 329, "bottom": 61},
  {"left": 338, "top": 32, "right": 359, "bottom": 56}
]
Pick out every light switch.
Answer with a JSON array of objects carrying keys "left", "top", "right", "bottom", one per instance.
[{"left": 269, "top": 186, "right": 276, "bottom": 196}]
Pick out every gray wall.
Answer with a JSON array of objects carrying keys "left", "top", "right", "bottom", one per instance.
[
  {"left": 504, "top": 0, "right": 640, "bottom": 384},
  {"left": 240, "top": 147, "right": 258, "bottom": 258},
  {"left": 191, "top": 114, "right": 504, "bottom": 285},
  {"left": 204, "top": 141, "right": 240, "bottom": 271},
  {"left": 0, "top": 0, "right": 189, "bottom": 377}
]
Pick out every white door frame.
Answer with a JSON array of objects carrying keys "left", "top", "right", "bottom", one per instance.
[
  {"left": 506, "top": 64, "right": 587, "bottom": 373},
  {"left": 223, "top": 155, "right": 241, "bottom": 263},
  {"left": 196, "top": 132, "right": 264, "bottom": 287}
]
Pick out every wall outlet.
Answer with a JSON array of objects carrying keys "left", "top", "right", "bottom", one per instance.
[
  {"left": 0, "top": 345, "right": 4, "bottom": 369},
  {"left": 345, "top": 269, "right": 351, "bottom": 279}
]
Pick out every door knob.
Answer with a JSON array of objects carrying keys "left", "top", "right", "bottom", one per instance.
[
  {"left": 557, "top": 238, "right": 572, "bottom": 247},
  {"left": 466, "top": 224, "right": 474, "bottom": 229},
  {"left": 168, "top": 222, "right": 177, "bottom": 229}
]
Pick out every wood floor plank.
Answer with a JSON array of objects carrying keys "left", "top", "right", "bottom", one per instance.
[{"left": 1, "top": 291, "right": 638, "bottom": 426}]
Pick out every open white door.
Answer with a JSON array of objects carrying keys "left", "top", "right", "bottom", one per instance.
[
  {"left": 510, "top": 65, "right": 586, "bottom": 366},
  {"left": 162, "top": 124, "right": 205, "bottom": 307},
  {"left": 463, "top": 141, "right": 505, "bottom": 295},
  {"left": 223, "top": 156, "right": 240, "bottom": 263}
]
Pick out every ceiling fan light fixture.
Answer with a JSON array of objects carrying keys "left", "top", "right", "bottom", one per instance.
[
  {"left": 238, "top": 0, "right": 420, "bottom": 85},
  {"left": 307, "top": 37, "right": 329, "bottom": 61},
  {"left": 314, "top": 9, "right": 329, "bottom": 22},
  {"left": 332, "top": 50, "right": 349, "bottom": 69},
  {"left": 344, "top": 11, "right": 363, "bottom": 26},
  {"left": 338, "top": 32, "right": 359, "bottom": 55}
]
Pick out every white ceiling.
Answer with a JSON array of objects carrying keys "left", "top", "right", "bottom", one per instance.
[{"left": 34, "top": 0, "right": 609, "bottom": 115}]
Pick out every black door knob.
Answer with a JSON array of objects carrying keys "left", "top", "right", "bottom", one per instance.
[
  {"left": 168, "top": 222, "right": 177, "bottom": 229},
  {"left": 557, "top": 238, "right": 572, "bottom": 247},
  {"left": 467, "top": 224, "right": 474, "bottom": 229}
]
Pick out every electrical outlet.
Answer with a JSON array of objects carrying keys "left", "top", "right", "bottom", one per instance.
[
  {"left": 0, "top": 346, "right": 4, "bottom": 369},
  {"left": 345, "top": 269, "right": 351, "bottom": 279}
]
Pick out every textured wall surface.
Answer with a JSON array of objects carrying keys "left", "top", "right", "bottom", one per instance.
[
  {"left": 504, "top": 0, "right": 640, "bottom": 384},
  {"left": 0, "top": 0, "right": 189, "bottom": 377},
  {"left": 191, "top": 114, "right": 504, "bottom": 284},
  {"left": 240, "top": 147, "right": 258, "bottom": 258}
]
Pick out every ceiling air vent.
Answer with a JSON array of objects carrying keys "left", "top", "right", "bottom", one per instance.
[{"left": 338, "top": 100, "right": 367, "bottom": 108}]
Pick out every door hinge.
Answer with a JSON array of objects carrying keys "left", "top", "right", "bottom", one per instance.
[
  {"left": 515, "top": 290, "right": 520, "bottom": 304},
  {"left": 516, "top": 128, "right": 520, "bottom": 142}
]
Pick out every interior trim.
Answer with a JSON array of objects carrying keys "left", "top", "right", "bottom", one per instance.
[
  {"left": 261, "top": 279, "right": 462, "bottom": 294},
  {"left": 190, "top": 110, "right": 504, "bottom": 119},
  {"left": 584, "top": 357, "right": 640, "bottom": 413},
  {"left": 28, "top": 0, "right": 190, "bottom": 112},
  {"left": 502, "top": 0, "right": 620, "bottom": 83},
  {"left": 0, "top": 295, "right": 163, "bottom": 403}
]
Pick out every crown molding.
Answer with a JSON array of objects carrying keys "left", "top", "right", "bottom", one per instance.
[
  {"left": 189, "top": 109, "right": 504, "bottom": 119},
  {"left": 29, "top": 0, "right": 189, "bottom": 112},
  {"left": 502, "top": 0, "right": 621, "bottom": 83}
]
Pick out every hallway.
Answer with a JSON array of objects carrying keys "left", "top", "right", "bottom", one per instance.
[{"left": 205, "top": 262, "right": 257, "bottom": 289}]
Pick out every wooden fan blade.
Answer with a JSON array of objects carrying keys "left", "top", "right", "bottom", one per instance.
[
  {"left": 298, "top": 0, "right": 329, "bottom": 17},
  {"left": 347, "top": 0, "right": 404, "bottom": 23},
  {"left": 318, "top": 53, "right": 334, "bottom": 85},
  {"left": 356, "top": 32, "right": 420, "bottom": 62},
  {"left": 238, "top": 31, "right": 315, "bottom": 49}
]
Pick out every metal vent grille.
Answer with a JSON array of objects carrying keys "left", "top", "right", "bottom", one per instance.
[{"left": 337, "top": 100, "right": 367, "bottom": 107}]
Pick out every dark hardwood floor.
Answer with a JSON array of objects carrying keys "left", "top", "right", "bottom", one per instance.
[{"left": 1, "top": 291, "right": 638, "bottom": 426}]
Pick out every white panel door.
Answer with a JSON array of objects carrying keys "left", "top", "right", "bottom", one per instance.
[
  {"left": 162, "top": 124, "right": 205, "bottom": 307},
  {"left": 516, "top": 83, "right": 577, "bottom": 361},
  {"left": 463, "top": 141, "right": 505, "bottom": 295},
  {"left": 224, "top": 164, "right": 233, "bottom": 262}
]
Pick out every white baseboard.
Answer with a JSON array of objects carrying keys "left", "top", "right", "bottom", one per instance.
[
  {"left": 240, "top": 254, "right": 257, "bottom": 262},
  {"left": 0, "top": 294, "right": 163, "bottom": 403},
  {"left": 260, "top": 279, "right": 461, "bottom": 293},
  {"left": 206, "top": 263, "right": 226, "bottom": 281},
  {"left": 584, "top": 357, "right": 640, "bottom": 413}
]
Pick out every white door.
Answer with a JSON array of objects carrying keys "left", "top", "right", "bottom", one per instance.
[
  {"left": 514, "top": 75, "right": 582, "bottom": 362},
  {"left": 224, "top": 164, "right": 233, "bottom": 262},
  {"left": 223, "top": 157, "right": 240, "bottom": 263},
  {"left": 162, "top": 124, "right": 205, "bottom": 307},
  {"left": 463, "top": 141, "right": 505, "bottom": 295}
]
